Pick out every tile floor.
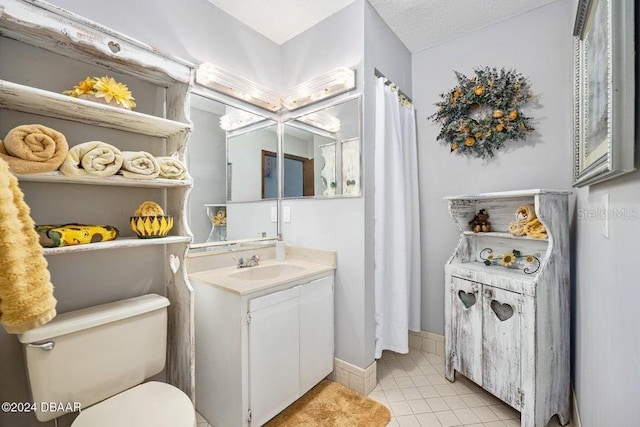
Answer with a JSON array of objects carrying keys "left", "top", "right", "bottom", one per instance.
[
  {"left": 196, "top": 348, "right": 573, "bottom": 427},
  {"left": 372, "top": 349, "right": 572, "bottom": 427}
]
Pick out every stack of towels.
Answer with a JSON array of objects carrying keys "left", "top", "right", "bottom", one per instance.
[{"left": 1, "top": 124, "right": 188, "bottom": 180}]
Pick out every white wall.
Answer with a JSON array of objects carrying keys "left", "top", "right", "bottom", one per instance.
[{"left": 412, "top": 0, "right": 575, "bottom": 335}]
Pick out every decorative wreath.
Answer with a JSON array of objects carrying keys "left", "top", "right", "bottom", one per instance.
[{"left": 429, "top": 67, "right": 534, "bottom": 158}]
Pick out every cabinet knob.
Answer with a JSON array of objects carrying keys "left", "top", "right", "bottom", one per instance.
[{"left": 483, "top": 288, "right": 493, "bottom": 299}]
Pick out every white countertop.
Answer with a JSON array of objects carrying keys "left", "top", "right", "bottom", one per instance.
[{"left": 188, "top": 258, "right": 336, "bottom": 296}]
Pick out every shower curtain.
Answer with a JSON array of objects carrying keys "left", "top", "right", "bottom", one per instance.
[{"left": 374, "top": 77, "right": 421, "bottom": 359}]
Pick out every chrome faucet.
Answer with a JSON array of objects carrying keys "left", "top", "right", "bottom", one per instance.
[{"left": 237, "top": 254, "right": 260, "bottom": 269}]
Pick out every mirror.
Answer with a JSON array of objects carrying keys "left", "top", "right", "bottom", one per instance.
[
  {"left": 227, "top": 122, "right": 278, "bottom": 202},
  {"left": 188, "top": 93, "right": 278, "bottom": 245},
  {"left": 283, "top": 96, "right": 361, "bottom": 198}
]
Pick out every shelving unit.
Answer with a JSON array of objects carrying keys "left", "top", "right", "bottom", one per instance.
[
  {"left": 1, "top": 0, "right": 196, "bottom": 402},
  {"left": 42, "top": 236, "right": 192, "bottom": 256},
  {"left": 444, "top": 189, "right": 571, "bottom": 427}
]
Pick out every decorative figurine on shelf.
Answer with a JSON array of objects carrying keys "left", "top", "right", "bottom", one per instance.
[
  {"left": 469, "top": 209, "right": 491, "bottom": 233},
  {"left": 130, "top": 201, "right": 173, "bottom": 239}
]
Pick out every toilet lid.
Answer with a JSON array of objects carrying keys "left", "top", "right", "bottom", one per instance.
[{"left": 72, "top": 381, "right": 195, "bottom": 427}]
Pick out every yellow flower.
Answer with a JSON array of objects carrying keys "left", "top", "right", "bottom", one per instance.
[
  {"left": 474, "top": 86, "right": 484, "bottom": 96},
  {"left": 474, "top": 131, "right": 483, "bottom": 138},
  {"left": 464, "top": 137, "right": 475, "bottom": 147},
  {"left": 450, "top": 143, "right": 459, "bottom": 152},
  {"left": 93, "top": 76, "right": 136, "bottom": 109},
  {"left": 63, "top": 76, "right": 96, "bottom": 97},
  {"left": 509, "top": 110, "right": 518, "bottom": 119},
  {"left": 524, "top": 256, "right": 535, "bottom": 264},
  {"left": 487, "top": 254, "right": 494, "bottom": 260},
  {"left": 492, "top": 110, "right": 504, "bottom": 118},
  {"left": 500, "top": 252, "right": 515, "bottom": 267},
  {"left": 495, "top": 124, "right": 505, "bottom": 132}
]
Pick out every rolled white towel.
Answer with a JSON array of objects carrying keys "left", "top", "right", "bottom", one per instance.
[
  {"left": 156, "top": 156, "right": 187, "bottom": 180},
  {"left": 60, "top": 141, "right": 123, "bottom": 177},
  {"left": 120, "top": 151, "right": 160, "bottom": 180}
]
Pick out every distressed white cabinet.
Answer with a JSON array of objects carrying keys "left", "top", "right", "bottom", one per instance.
[
  {"left": 192, "top": 272, "right": 334, "bottom": 427},
  {"left": 444, "top": 190, "right": 570, "bottom": 427},
  {"left": 0, "top": 0, "right": 195, "bottom": 400}
]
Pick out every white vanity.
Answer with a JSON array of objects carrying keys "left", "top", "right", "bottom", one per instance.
[{"left": 189, "top": 250, "right": 336, "bottom": 427}]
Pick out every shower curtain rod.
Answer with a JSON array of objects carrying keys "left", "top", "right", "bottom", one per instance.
[{"left": 374, "top": 69, "right": 413, "bottom": 104}]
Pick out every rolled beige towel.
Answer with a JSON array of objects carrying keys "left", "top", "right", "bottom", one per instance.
[
  {"left": 0, "top": 124, "right": 69, "bottom": 174},
  {"left": 156, "top": 156, "right": 187, "bottom": 180},
  {"left": 120, "top": 151, "right": 160, "bottom": 180},
  {"left": 508, "top": 204, "right": 537, "bottom": 236},
  {"left": 60, "top": 141, "right": 123, "bottom": 177}
]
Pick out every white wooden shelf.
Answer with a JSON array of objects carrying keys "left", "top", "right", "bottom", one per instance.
[
  {"left": 462, "top": 231, "right": 548, "bottom": 241},
  {"left": 0, "top": 79, "right": 191, "bottom": 138},
  {"left": 16, "top": 171, "right": 192, "bottom": 188},
  {"left": 448, "top": 261, "right": 538, "bottom": 282},
  {"left": 42, "top": 236, "right": 191, "bottom": 255}
]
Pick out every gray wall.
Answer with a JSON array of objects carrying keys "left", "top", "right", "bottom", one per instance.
[
  {"left": 47, "top": 0, "right": 281, "bottom": 89},
  {"left": 279, "top": 0, "right": 369, "bottom": 368},
  {"left": 0, "top": 2, "right": 282, "bottom": 426},
  {"left": 412, "top": 0, "right": 575, "bottom": 335},
  {"left": 572, "top": 3, "right": 640, "bottom": 423},
  {"left": 363, "top": 0, "right": 413, "bottom": 364}
]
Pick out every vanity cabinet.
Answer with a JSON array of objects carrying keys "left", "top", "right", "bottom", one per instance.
[
  {"left": 0, "top": 0, "right": 195, "bottom": 400},
  {"left": 444, "top": 190, "right": 570, "bottom": 427},
  {"left": 192, "top": 271, "right": 334, "bottom": 427}
]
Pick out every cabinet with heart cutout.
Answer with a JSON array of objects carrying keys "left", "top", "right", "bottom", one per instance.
[{"left": 444, "top": 190, "right": 571, "bottom": 427}]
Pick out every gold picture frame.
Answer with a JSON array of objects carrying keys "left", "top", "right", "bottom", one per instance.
[{"left": 572, "top": 0, "right": 635, "bottom": 187}]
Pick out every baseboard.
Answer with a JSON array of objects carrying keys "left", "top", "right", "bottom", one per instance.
[
  {"left": 409, "top": 330, "right": 445, "bottom": 356},
  {"left": 572, "top": 384, "right": 582, "bottom": 427},
  {"left": 328, "top": 357, "right": 377, "bottom": 395}
]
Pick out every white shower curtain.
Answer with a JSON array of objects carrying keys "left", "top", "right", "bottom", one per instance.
[{"left": 374, "top": 77, "right": 421, "bottom": 359}]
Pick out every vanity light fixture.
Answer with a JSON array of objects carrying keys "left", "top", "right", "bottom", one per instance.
[
  {"left": 282, "top": 68, "right": 356, "bottom": 111},
  {"left": 296, "top": 111, "right": 341, "bottom": 133},
  {"left": 220, "top": 110, "right": 267, "bottom": 131},
  {"left": 196, "top": 63, "right": 282, "bottom": 112}
]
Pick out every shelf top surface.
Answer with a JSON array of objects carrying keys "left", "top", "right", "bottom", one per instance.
[{"left": 444, "top": 189, "right": 572, "bottom": 200}]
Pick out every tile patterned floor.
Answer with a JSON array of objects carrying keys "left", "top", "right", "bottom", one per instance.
[
  {"left": 196, "top": 348, "right": 573, "bottom": 426},
  {"left": 371, "top": 349, "right": 572, "bottom": 427}
]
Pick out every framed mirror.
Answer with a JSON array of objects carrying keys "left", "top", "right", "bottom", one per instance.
[
  {"left": 188, "top": 92, "right": 278, "bottom": 247},
  {"left": 283, "top": 96, "right": 361, "bottom": 198}
]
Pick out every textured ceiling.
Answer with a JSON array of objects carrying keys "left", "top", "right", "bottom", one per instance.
[{"left": 207, "top": 0, "right": 561, "bottom": 52}]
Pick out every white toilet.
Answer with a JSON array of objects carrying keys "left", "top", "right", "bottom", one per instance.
[{"left": 17, "top": 294, "right": 196, "bottom": 426}]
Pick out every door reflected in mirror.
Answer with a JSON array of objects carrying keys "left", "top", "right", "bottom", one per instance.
[
  {"left": 283, "top": 96, "right": 361, "bottom": 198},
  {"left": 188, "top": 93, "right": 278, "bottom": 245}
]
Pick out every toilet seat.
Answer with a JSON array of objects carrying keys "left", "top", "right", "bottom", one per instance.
[{"left": 72, "top": 381, "right": 195, "bottom": 427}]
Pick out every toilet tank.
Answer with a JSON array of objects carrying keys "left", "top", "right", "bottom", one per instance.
[{"left": 17, "top": 294, "right": 170, "bottom": 422}]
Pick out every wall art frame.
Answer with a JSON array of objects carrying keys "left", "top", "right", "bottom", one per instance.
[{"left": 572, "top": 0, "right": 635, "bottom": 187}]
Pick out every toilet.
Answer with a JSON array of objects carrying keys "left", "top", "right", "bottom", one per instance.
[{"left": 17, "top": 294, "right": 196, "bottom": 426}]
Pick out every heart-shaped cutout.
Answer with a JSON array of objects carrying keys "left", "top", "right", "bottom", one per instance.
[
  {"left": 490, "top": 300, "right": 514, "bottom": 321},
  {"left": 458, "top": 290, "right": 476, "bottom": 309},
  {"left": 169, "top": 254, "right": 180, "bottom": 274},
  {"left": 107, "top": 41, "right": 121, "bottom": 53}
]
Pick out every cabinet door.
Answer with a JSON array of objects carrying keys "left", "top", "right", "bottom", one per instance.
[
  {"left": 481, "top": 285, "right": 522, "bottom": 409},
  {"left": 248, "top": 287, "right": 300, "bottom": 426},
  {"left": 449, "top": 277, "right": 483, "bottom": 384},
  {"left": 299, "top": 276, "right": 334, "bottom": 394}
]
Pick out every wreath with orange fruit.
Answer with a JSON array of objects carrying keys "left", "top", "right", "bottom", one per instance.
[{"left": 429, "top": 67, "right": 534, "bottom": 158}]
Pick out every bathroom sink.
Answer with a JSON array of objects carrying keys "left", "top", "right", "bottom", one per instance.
[{"left": 229, "top": 264, "right": 306, "bottom": 281}]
